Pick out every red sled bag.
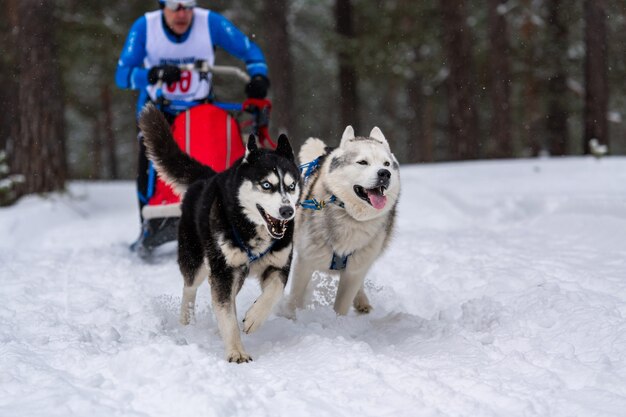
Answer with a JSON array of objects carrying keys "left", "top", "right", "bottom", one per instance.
[{"left": 141, "top": 103, "right": 245, "bottom": 220}]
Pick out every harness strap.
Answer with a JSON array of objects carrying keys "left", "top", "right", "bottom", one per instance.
[
  {"left": 330, "top": 252, "right": 351, "bottom": 270},
  {"left": 298, "top": 157, "right": 350, "bottom": 269},
  {"left": 231, "top": 225, "right": 275, "bottom": 263},
  {"left": 298, "top": 157, "right": 345, "bottom": 210},
  {"left": 299, "top": 158, "right": 320, "bottom": 182},
  {"left": 299, "top": 195, "right": 345, "bottom": 211}
]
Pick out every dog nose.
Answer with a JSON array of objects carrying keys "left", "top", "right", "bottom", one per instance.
[
  {"left": 377, "top": 169, "right": 391, "bottom": 187},
  {"left": 377, "top": 169, "right": 391, "bottom": 180},
  {"left": 279, "top": 205, "right": 294, "bottom": 219}
]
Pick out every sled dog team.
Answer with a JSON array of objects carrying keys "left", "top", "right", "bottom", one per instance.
[{"left": 140, "top": 104, "right": 401, "bottom": 362}]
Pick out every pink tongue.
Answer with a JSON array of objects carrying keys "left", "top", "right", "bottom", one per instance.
[{"left": 367, "top": 190, "right": 387, "bottom": 210}]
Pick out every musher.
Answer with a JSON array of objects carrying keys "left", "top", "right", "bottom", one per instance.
[{"left": 115, "top": 0, "right": 270, "bottom": 252}]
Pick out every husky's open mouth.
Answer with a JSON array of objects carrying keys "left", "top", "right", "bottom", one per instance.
[
  {"left": 354, "top": 185, "right": 387, "bottom": 210},
  {"left": 256, "top": 204, "right": 288, "bottom": 239}
]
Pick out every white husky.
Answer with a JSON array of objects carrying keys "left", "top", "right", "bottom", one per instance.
[{"left": 287, "top": 126, "right": 400, "bottom": 315}]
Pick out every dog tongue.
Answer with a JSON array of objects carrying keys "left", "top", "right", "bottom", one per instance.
[{"left": 367, "top": 189, "right": 387, "bottom": 210}]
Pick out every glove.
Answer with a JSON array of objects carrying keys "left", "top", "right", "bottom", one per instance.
[
  {"left": 245, "top": 75, "right": 270, "bottom": 99},
  {"left": 148, "top": 65, "right": 182, "bottom": 86}
]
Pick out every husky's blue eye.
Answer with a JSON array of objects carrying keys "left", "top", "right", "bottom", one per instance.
[
  {"left": 357, "top": 160, "right": 368, "bottom": 166},
  {"left": 261, "top": 181, "right": 272, "bottom": 190},
  {"left": 288, "top": 183, "right": 296, "bottom": 191}
]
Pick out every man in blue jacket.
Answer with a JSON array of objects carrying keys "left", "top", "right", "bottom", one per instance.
[{"left": 116, "top": 0, "right": 269, "bottom": 253}]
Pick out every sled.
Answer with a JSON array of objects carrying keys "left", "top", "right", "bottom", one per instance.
[{"left": 132, "top": 61, "right": 275, "bottom": 255}]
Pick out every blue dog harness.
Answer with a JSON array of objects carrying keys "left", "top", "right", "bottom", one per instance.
[
  {"left": 298, "top": 158, "right": 351, "bottom": 270},
  {"left": 231, "top": 225, "right": 275, "bottom": 263},
  {"left": 298, "top": 158, "right": 345, "bottom": 210},
  {"left": 298, "top": 158, "right": 320, "bottom": 182},
  {"left": 299, "top": 195, "right": 345, "bottom": 211}
]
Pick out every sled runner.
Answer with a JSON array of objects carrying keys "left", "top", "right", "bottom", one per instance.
[{"left": 132, "top": 61, "right": 275, "bottom": 256}]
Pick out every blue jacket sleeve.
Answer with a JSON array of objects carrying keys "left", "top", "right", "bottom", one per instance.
[
  {"left": 208, "top": 12, "right": 268, "bottom": 77},
  {"left": 115, "top": 16, "right": 150, "bottom": 91}
]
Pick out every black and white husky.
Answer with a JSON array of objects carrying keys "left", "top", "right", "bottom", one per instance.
[
  {"left": 286, "top": 126, "right": 400, "bottom": 316},
  {"left": 139, "top": 104, "right": 301, "bottom": 363}
]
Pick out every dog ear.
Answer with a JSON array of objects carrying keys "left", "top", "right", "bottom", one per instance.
[
  {"left": 339, "top": 125, "right": 355, "bottom": 147},
  {"left": 275, "top": 134, "right": 295, "bottom": 161},
  {"left": 244, "top": 134, "right": 258, "bottom": 163},
  {"left": 369, "top": 127, "right": 391, "bottom": 151}
]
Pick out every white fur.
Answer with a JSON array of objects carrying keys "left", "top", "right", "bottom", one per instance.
[
  {"left": 217, "top": 234, "right": 250, "bottom": 266},
  {"left": 141, "top": 203, "right": 181, "bottom": 220},
  {"left": 369, "top": 127, "right": 391, "bottom": 152},
  {"left": 299, "top": 138, "right": 327, "bottom": 165},
  {"left": 323, "top": 140, "right": 399, "bottom": 222},
  {"left": 180, "top": 262, "right": 209, "bottom": 325},
  {"left": 212, "top": 297, "right": 251, "bottom": 363},
  {"left": 249, "top": 241, "right": 293, "bottom": 274},
  {"left": 238, "top": 169, "right": 299, "bottom": 229},
  {"left": 288, "top": 126, "right": 400, "bottom": 316},
  {"left": 243, "top": 273, "right": 285, "bottom": 333},
  {"left": 340, "top": 125, "right": 355, "bottom": 147}
]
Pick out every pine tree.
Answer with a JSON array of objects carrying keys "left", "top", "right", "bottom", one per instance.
[{"left": 10, "top": 0, "right": 67, "bottom": 199}]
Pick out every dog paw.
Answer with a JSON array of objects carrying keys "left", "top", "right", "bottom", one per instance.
[
  {"left": 354, "top": 303, "right": 373, "bottom": 314},
  {"left": 226, "top": 350, "right": 253, "bottom": 364},
  {"left": 180, "top": 312, "right": 194, "bottom": 325},
  {"left": 353, "top": 295, "right": 373, "bottom": 314},
  {"left": 179, "top": 306, "right": 195, "bottom": 325},
  {"left": 179, "top": 314, "right": 191, "bottom": 325},
  {"left": 242, "top": 300, "right": 272, "bottom": 334}
]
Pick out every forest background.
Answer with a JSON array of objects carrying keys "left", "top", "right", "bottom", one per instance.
[{"left": 0, "top": 0, "right": 623, "bottom": 203}]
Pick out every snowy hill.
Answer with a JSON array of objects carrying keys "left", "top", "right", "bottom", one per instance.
[{"left": 1, "top": 157, "right": 625, "bottom": 417}]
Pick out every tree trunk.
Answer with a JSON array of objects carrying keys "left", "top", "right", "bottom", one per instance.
[
  {"left": 545, "top": 0, "right": 570, "bottom": 156},
  {"left": 583, "top": 0, "right": 609, "bottom": 154},
  {"left": 520, "top": 0, "right": 541, "bottom": 156},
  {"left": 440, "top": 0, "right": 479, "bottom": 160},
  {"left": 91, "top": 116, "right": 103, "bottom": 180},
  {"left": 0, "top": 0, "right": 19, "bottom": 154},
  {"left": 11, "top": 0, "right": 66, "bottom": 197},
  {"left": 401, "top": 0, "right": 433, "bottom": 164},
  {"left": 261, "top": 0, "right": 296, "bottom": 143},
  {"left": 487, "top": 0, "right": 512, "bottom": 158},
  {"left": 407, "top": 69, "right": 434, "bottom": 163},
  {"left": 100, "top": 84, "right": 119, "bottom": 179},
  {"left": 381, "top": 77, "right": 401, "bottom": 159},
  {"left": 335, "top": 0, "right": 360, "bottom": 131}
]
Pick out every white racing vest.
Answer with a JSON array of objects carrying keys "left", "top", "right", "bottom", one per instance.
[{"left": 144, "top": 9, "right": 215, "bottom": 104}]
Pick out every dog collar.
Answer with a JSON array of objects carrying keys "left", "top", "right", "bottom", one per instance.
[
  {"left": 299, "top": 195, "right": 345, "bottom": 210},
  {"left": 231, "top": 226, "right": 275, "bottom": 263}
]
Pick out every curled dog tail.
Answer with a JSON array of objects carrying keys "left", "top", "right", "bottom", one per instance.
[
  {"left": 298, "top": 137, "right": 328, "bottom": 166},
  {"left": 139, "top": 104, "right": 216, "bottom": 195}
]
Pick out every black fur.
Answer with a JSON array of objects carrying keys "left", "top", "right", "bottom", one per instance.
[
  {"left": 139, "top": 105, "right": 215, "bottom": 187},
  {"left": 139, "top": 104, "right": 300, "bottom": 361}
]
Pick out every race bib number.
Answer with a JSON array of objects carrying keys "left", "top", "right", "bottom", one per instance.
[
  {"left": 146, "top": 69, "right": 211, "bottom": 105},
  {"left": 166, "top": 70, "right": 192, "bottom": 93}
]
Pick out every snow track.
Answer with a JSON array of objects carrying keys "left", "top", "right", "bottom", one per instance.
[{"left": 1, "top": 157, "right": 625, "bottom": 416}]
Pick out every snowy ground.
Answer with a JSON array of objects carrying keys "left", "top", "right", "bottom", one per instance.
[{"left": 1, "top": 157, "right": 626, "bottom": 417}]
